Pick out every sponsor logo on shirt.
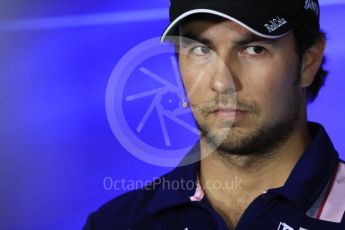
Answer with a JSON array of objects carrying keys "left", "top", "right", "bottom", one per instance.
[{"left": 277, "top": 222, "right": 308, "bottom": 230}]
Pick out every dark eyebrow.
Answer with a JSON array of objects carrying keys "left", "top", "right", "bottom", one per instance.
[
  {"left": 179, "top": 31, "right": 213, "bottom": 47},
  {"left": 233, "top": 34, "right": 276, "bottom": 46}
]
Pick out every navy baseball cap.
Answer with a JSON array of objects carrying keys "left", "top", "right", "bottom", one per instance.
[{"left": 161, "top": 0, "right": 320, "bottom": 42}]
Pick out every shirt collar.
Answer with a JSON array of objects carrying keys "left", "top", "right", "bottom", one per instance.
[
  {"left": 270, "top": 122, "right": 339, "bottom": 211},
  {"left": 146, "top": 142, "right": 201, "bottom": 215}
]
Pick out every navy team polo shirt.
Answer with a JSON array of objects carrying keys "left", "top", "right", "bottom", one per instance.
[{"left": 83, "top": 123, "right": 345, "bottom": 230}]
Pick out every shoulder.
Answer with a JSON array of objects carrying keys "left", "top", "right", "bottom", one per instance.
[
  {"left": 82, "top": 178, "right": 163, "bottom": 230},
  {"left": 82, "top": 150, "right": 200, "bottom": 229}
]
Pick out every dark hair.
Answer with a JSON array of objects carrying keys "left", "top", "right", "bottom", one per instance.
[{"left": 292, "top": 12, "right": 328, "bottom": 103}]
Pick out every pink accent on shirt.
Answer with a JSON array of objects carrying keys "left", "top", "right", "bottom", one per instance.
[
  {"left": 189, "top": 180, "right": 205, "bottom": 202},
  {"left": 317, "top": 162, "right": 345, "bottom": 223}
]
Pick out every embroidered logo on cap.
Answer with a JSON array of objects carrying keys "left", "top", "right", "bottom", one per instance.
[
  {"left": 305, "top": 0, "right": 320, "bottom": 16},
  {"left": 264, "top": 16, "right": 287, "bottom": 33}
]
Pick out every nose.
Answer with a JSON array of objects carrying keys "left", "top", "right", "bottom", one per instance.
[{"left": 210, "top": 55, "right": 237, "bottom": 94}]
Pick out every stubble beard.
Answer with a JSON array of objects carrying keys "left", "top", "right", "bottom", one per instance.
[{"left": 195, "top": 85, "right": 302, "bottom": 158}]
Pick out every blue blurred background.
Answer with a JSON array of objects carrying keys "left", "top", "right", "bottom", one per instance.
[{"left": 0, "top": 0, "right": 344, "bottom": 229}]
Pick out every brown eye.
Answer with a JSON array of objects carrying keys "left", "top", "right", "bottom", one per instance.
[{"left": 245, "top": 46, "right": 266, "bottom": 55}]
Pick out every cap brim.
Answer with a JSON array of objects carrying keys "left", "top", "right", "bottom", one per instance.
[{"left": 161, "top": 5, "right": 294, "bottom": 42}]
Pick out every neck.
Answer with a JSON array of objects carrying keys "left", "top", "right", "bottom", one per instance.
[{"left": 199, "top": 117, "right": 311, "bottom": 228}]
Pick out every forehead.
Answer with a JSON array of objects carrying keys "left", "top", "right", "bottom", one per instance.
[{"left": 178, "top": 14, "right": 274, "bottom": 43}]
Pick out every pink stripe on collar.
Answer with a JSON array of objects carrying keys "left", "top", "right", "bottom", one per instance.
[{"left": 189, "top": 179, "right": 205, "bottom": 202}]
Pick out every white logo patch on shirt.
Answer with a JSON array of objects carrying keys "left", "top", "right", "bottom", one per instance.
[{"left": 277, "top": 222, "right": 308, "bottom": 230}]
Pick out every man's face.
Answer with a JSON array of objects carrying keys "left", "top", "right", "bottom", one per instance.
[{"left": 178, "top": 18, "right": 304, "bottom": 155}]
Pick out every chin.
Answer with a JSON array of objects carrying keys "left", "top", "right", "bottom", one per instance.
[{"left": 205, "top": 127, "right": 252, "bottom": 150}]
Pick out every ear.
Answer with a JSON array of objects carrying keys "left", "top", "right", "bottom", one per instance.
[{"left": 300, "top": 38, "right": 326, "bottom": 88}]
